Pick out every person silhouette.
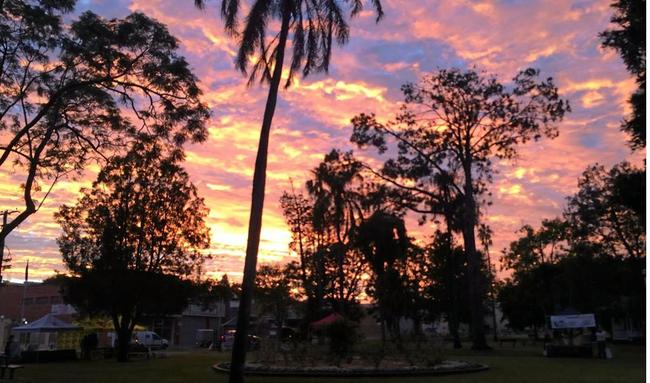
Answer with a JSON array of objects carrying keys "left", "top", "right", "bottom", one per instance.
[{"left": 3, "top": 335, "right": 18, "bottom": 365}]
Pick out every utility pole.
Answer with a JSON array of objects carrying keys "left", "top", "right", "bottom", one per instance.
[
  {"left": 20, "top": 260, "right": 29, "bottom": 323},
  {"left": 0, "top": 209, "right": 19, "bottom": 283}
]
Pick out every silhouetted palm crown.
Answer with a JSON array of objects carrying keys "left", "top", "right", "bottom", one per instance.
[{"left": 195, "top": 0, "right": 383, "bottom": 85}]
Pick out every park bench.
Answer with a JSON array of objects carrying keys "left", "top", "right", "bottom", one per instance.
[
  {"left": 0, "top": 364, "right": 23, "bottom": 380},
  {"left": 499, "top": 337, "right": 527, "bottom": 347},
  {"left": 128, "top": 351, "right": 150, "bottom": 360},
  {"left": 443, "top": 337, "right": 459, "bottom": 345}
]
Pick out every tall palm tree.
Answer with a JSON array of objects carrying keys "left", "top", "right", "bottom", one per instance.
[{"left": 193, "top": 1, "right": 384, "bottom": 381}]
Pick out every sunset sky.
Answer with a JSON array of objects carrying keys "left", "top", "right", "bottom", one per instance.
[{"left": 0, "top": 0, "right": 643, "bottom": 282}]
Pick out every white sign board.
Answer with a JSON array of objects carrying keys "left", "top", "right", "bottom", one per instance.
[{"left": 550, "top": 314, "right": 596, "bottom": 329}]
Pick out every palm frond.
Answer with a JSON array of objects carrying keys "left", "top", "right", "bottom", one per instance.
[
  {"left": 217, "top": 0, "right": 384, "bottom": 82},
  {"left": 236, "top": 0, "right": 272, "bottom": 73},
  {"left": 221, "top": 0, "right": 241, "bottom": 35}
]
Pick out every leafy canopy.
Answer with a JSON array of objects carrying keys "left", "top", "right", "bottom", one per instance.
[
  {"left": 600, "top": 0, "right": 646, "bottom": 149},
  {"left": 0, "top": 1, "right": 209, "bottom": 241},
  {"left": 351, "top": 68, "right": 571, "bottom": 228},
  {"left": 56, "top": 142, "right": 211, "bottom": 277}
]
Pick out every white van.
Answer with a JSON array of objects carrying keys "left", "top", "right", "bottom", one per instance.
[{"left": 109, "top": 331, "right": 169, "bottom": 350}]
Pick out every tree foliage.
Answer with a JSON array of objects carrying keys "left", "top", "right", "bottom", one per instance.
[
  {"left": 254, "top": 264, "right": 294, "bottom": 326},
  {"left": 280, "top": 188, "right": 328, "bottom": 322},
  {"left": 304, "top": 150, "right": 368, "bottom": 315},
  {"left": 0, "top": 1, "right": 209, "bottom": 250},
  {"left": 355, "top": 211, "right": 411, "bottom": 341},
  {"left": 600, "top": 0, "right": 646, "bottom": 149},
  {"left": 420, "top": 232, "right": 470, "bottom": 331},
  {"left": 500, "top": 161, "right": 645, "bottom": 332},
  {"left": 499, "top": 252, "right": 645, "bottom": 333},
  {"left": 351, "top": 67, "right": 570, "bottom": 349},
  {"left": 500, "top": 218, "right": 568, "bottom": 273},
  {"left": 565, "top": 162, "right": 645, "bottom": 258},
  {"left": 280, "top": 149, "right": 412, "bottom": 325},
  {"left": 55, "top": 142, "right": 211, "bottom": 361}
]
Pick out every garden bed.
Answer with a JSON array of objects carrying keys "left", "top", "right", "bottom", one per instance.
[{"left": 212, "top": 360, "right": 489, "bottom": 377}]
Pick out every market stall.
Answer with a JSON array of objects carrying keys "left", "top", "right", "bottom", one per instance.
[{"left": 12, "top": 313, "right": 82, "bottom": 362}]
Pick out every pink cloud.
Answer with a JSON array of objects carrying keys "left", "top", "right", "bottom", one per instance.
[{"left": 0, "top": 0, "right": 642, "bottom": 282}]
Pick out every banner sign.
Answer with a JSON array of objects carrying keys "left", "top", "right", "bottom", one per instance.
[{"left": 549, "top": 314, "right": 596, "bottom": 329}]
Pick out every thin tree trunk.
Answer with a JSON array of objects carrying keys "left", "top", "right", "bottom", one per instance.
[
  {"left": 228, "top": 7, "right": 291, "bottom": 383},
  {"left": 461, "top": 167, "right": 489, "bottom": 351},
  {"left": 446, "top": 229, "right": 462, "bottom": 349},
  {"left": 485, "top": 243, "right": 498, "bottom": 342},
  {"left": 0, "top": 210, "right": 7, "bottom": 282},
  {"left": 449, "top": 270, "right": 462, "bottom": 348}
]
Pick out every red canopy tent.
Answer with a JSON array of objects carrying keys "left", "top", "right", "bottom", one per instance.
[{"left": 309, "top": 313, "right": 343, "bottom": 329}]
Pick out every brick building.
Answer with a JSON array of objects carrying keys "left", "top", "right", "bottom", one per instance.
[
  {"left": 0, "top": 281, "right": 76, "bottom": 349},
  {"left": 0, "top": 281, "right": 74, "bottom": 323}
]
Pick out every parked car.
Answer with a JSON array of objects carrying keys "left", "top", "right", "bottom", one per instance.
[{"left": 218, "top": 330, "right": 260, "bottom": 351}]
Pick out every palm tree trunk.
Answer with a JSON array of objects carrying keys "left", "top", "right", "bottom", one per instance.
[{"left": 228, "top": 7, "right": 291, "bottom": 383}]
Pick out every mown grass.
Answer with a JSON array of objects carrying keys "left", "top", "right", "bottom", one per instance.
[{"left": 16, "top": 342, "right": 644, "bottom": 383}]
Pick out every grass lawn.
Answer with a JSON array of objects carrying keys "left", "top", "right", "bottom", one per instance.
[{"left": 16, "top": 343, "right": 644, "bottom": 383}]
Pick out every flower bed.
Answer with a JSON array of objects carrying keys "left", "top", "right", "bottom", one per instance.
[{"left": 212, "top": 360, "right": 488, "bottom": 377}]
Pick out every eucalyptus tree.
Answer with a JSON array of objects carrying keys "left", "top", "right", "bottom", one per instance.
[
  {"left": 192, "top": 1, "right": 383, "bottom": 378},
  {"left": 351, "top": 68, "right": 570, "bottom": 349},
  {"left": 0, "top": 2, "right": 209, "bottom": 278}
]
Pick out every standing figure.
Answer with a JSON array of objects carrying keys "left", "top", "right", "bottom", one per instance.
[{"left": 596, "top": 327, "right": 607, "bottom": 359}]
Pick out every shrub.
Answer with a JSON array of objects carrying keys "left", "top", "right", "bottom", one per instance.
[{"left": 325, "top": 320, "right": 358, "bottom": 363}]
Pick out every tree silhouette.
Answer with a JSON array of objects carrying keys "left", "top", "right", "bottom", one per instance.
[
  {"left": 55, "top": 141, "right": 211, "bottom": 362},
  {"left": 565, "top": 163, "right": 645, "bottom": 259},
  {"left": 280, "top": 187, "right": 327, "bottom": 323},
  {"left": 0, "top": 2, "right": 209, "bottom": 277},
  {"left": 421, "top": 231, "right": 471, "bottom": 343},
  {"left": 351, "top": 68, "right": 570, "bottom": 349},
  {"left": 500, "top": 218, "right": 568, "bottom": 274},
  {"left": 355, "top": 211, "right": 410, "bottom": 344},
  {"left": 600, "top": 0, "right": 645, "bottom": 150},
  {"left": 192, "top": 1, "right": 383, "bottom": 379},
  {"left": 500, "top": 234, "right": 645, "bottom": 335},
  {"left": 306, "top": 149, "right": 368, "bottom": 315},
  {"left": 254, "top": 264, "right": 293, "bottom": 328}
]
